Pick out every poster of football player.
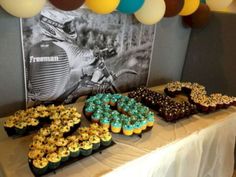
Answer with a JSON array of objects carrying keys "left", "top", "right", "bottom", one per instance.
[{"left": 21, "top": 3, "right": 156, "bottom": 107}]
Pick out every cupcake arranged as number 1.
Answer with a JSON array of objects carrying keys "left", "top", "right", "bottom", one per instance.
[{"left": 84, "top": 93, "right": 155, "bottom": 136}]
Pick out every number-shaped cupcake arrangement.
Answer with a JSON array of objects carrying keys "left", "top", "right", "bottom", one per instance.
[
  {"left": 128, "top": 87, "right": 198, "bottom": 122},
  {"left": 165, "top": 81, "right": 236, "bottom": 113},
  {"left": 84, "top": 93, "right": 155, "bottom": 136},
  {"left": 3, "top": 105, "right": 113, "bottom": 176}
]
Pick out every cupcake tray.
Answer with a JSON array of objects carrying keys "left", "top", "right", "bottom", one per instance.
[
  {"left": 28, "top": 141, "right": 116, "bottom": 177},
  {"left": 83, "top": 106, "right": 153, "bottom": 138},
  {"left": 4, "top": 120, "right": 81, "bottom": 139}
]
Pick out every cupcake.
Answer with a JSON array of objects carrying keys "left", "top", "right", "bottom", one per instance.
[
  {"left": 68, "top": 142, "right": 80, "bottom": 158},
  {"left": 91, "top": 112, "right": 102, "bottom": 123},
  {"left": 89, "top": 135, "right": 101, "bottom": 150},
  {"left": 100, "top": 132, "right": 112, "bottom": 146},
  {"left": 111, "top": 120, "right": 122, "bottom": 133},
  {"left": 133, "top": 121, "right": 142, "bottom": 135},
  {"left": 147, "top": 112, "right": 155, "bottom": 127},
  {"left": 100, "top": 117, "right": 110, "bottom": 129},
  {"left": 14, "top": 122, "right": 27, "bottom": 135},
  {"left": 58, "top": 147, "right": 70, "bottom": 162},
  {"left": 44, "top": 143, "right": 57, "bottom": 154},
  {"left": 122, "top": 123, "right": 134, "bottom": 136},
  {"left": 32, "top": 157, "right": 48, "bottom": 175},
  {"left": 85, "top": 105, "right": 95, "bottom": 117},
  {"left": 4, "top": 118, "right": 15, "bottom": 136},
  {"left": 46, "top": 152, "right": 61, "bottom": 169},
  {"left": 28, "top": 149, "right": 45, "bottom": 161},
  {"left": 56, "top": 138, "right": 68, "bottom": 147},
  {"left": 110, "top": 97, "right": 118, "bottom": 106},
  {"left": 80, "top": 141, "right": 93, "bottom": 156}
]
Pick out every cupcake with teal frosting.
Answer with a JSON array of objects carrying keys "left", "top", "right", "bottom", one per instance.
[
  {"left": 100, "top": 117, "right": 110, "bottom": 129},
  {"left": 133, "top": 121, "right": 142, "bottom": 134},
  {"left": 122, "top": 123, "right": 134, "bottom": 136},
  {"left": 111, "top": 119, "right": 122, "bottom": 133},
  {"left": 85, "top": 104, "right": 95, "bottom": 117},
  {"left": 147, "top": 112, "right": 155, "bottom": 127},
  {"left": 110, "top": 97, "right": 118, "bottom": 106},
  {"left": 91, "top": 112, "right": 102, "bottom": 123},
  {"left": 140, "top": 118, "right": 148, "bottom": 130}
]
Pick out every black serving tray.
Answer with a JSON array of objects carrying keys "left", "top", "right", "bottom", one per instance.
[{"left": 29, "top": 141, "right": 116, "bottom": 177}]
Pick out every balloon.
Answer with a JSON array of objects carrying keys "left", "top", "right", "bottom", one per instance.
[
  {"left": 206, "top": 0, "right": 233, "bottom": 10},
  {"left": 1, "top": 0, "right": 46, "bottom": 18},
  {"left": 85, "top": 0, "right": 120, "bottom": 14},
  {"left": 135, "top": 0, "right": 166, "bottom": 25},
  {"left": 164, "top": 0, "right": 184, "bottom": 17},
  {"left": 49, "top": 0, "right": 85, "bottom": 11},
  {"left": 117, "top": 0, "right": 144, "bottom": 14},
  {"left": 179, "top": 0, "right": 200, "bottom": 16},
  {"left": 183, "top": 3, "right": 211, "bottom": 28}
]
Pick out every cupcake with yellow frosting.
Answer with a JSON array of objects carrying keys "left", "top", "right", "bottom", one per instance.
[
  {"left": 68, "top": 142, "right": 80, "bottom": 158},
  {"left": 89, "top": 135, "right": 101, "bottom": 150},
  {"left": 28, "top": 149, "right": 45, "bottom": 161},
  {"left": 32, "top": 157, "right": 48, "bottom": 175},
  {"left": 46, "top": 152, "right": 61, "bottom": 169},
  {"left": 3, "top": 118, "right": 15, "bottom": 135},
  {"left": 14, "top": 122, "right": 27, "bottom": 135},
  {"left": 58, "top": 147, "right": 70, "bottom": 162},
  {"left": 80, "top": 141, "right": 93, "bottom": 156},
  {"left": 100, "top": 132, "right": 112, "bottom": 146},
  {"left": 56, "top": 138, "right": 68, "bottom": 147}
]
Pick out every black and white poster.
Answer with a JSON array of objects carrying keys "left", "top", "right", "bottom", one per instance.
[{"left": 21, "top": 4, "right": 156, "bottom": 107}]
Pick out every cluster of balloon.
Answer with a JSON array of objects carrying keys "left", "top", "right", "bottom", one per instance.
[
  {"left": 0, "top": 0, "right": 233, "bottom": 26},
  {"left": 0, "top": 0, "right": 46, "bottom": 18},
  {"left": 49, "top": 0, "right": 85, "bottom": 11}
]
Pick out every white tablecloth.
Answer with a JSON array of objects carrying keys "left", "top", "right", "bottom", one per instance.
[{"left": 104, "top": 112, "right": 236, "bottom": 177}]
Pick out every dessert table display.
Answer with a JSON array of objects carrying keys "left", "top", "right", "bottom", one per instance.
[{"left": 0, "top": 85, "right": 236, "bottom": 177}]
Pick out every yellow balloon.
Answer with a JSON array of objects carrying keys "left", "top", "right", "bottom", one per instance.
[
  {"left": 179, "top": 0, "right": 200, "bottom": 16},
  {"left": 85, "top": 0, "right": 120, "bottom": 14},
  {"left": 1, "top": 0, "right": 46, "bottom": 18},
  {"left": 134, "top": 0, "right": 166, "bottom": 25},
  {"left": 206, "top": 0, "right": 233, "bottom": 10}
]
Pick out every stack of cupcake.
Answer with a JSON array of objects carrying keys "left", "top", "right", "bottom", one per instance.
[
  {"left": 84, "top": 93, "right": 155, "bottom": 136},
  {"left": 28, "top": 123, "right": 112, "bottom": 176},
  {"left": 165, "top": 81, "right": 236, "bottom": 113},
  {"left": 3, "top": 105, "right": 81, "bottom": 136},
  {"left": 128, "top": 87, "right": 197, "bottom": 122}
]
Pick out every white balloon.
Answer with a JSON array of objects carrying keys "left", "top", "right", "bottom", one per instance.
[
  {"left": 135, "top": 0, "right": 166, "bottom": 25},
  {"left": 1, "top": 0, "right": 46, "bottom": 18},
  {"left": 206, "top": 0, "right": 233, "bottom": 10}
]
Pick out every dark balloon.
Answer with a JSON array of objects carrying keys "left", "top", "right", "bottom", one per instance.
[
  {"left": 49, "top": 0, "right": 85, "bottom": 11},
  {"left": 183, "top": 3, "right": 211, "bottom": 28},
  {"left": 164, "top": 0, "right": 184, "bottom": 17}
]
